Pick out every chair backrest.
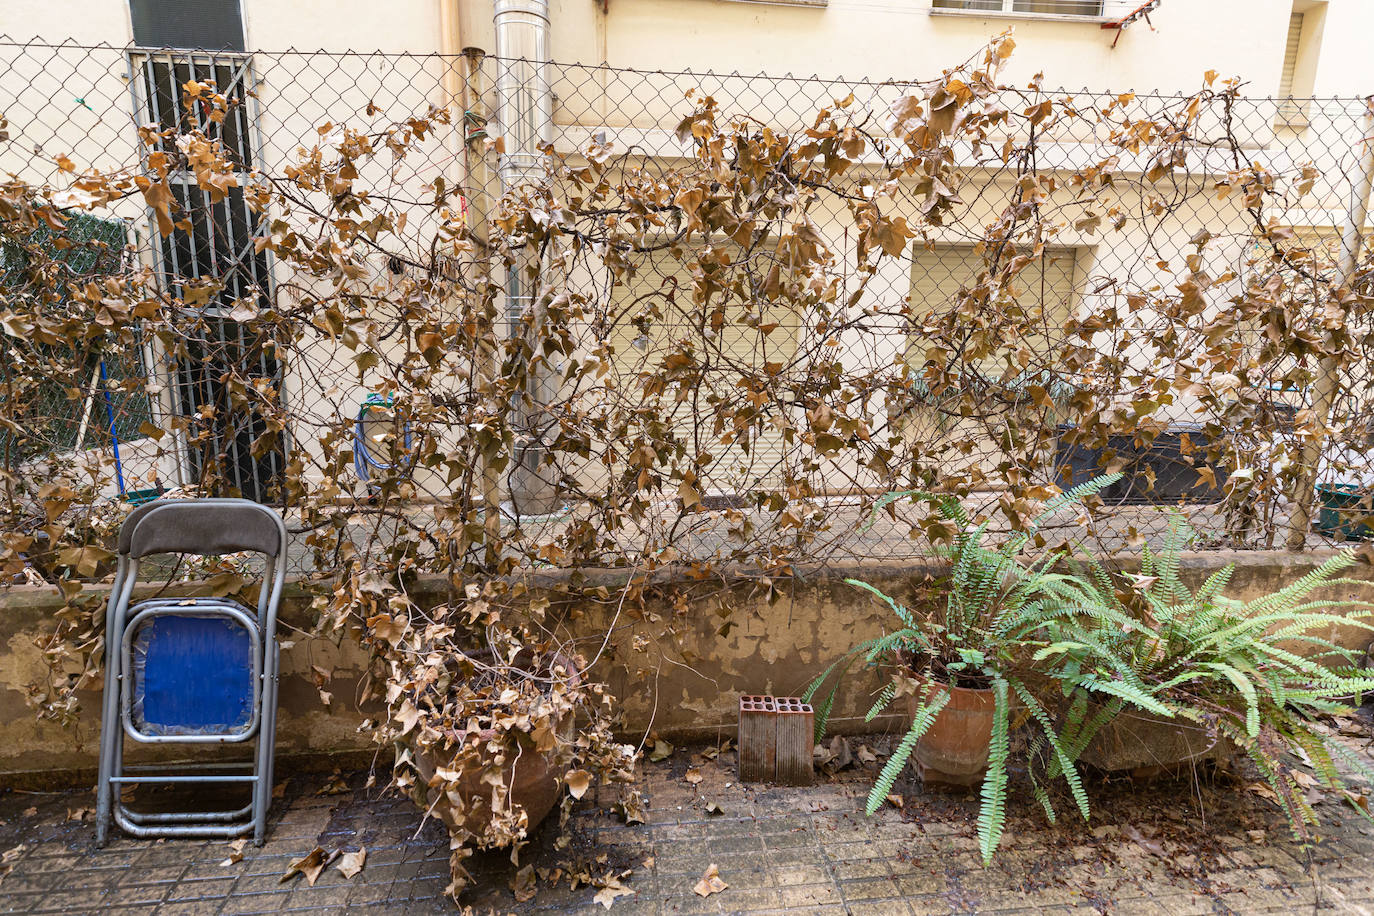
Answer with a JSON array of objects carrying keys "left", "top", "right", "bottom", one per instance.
[{"left": 118, "top": 499, "right": 285, "bottom": 560}]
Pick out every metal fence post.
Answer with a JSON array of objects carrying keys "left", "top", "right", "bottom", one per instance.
[
  {"left": 1286, "top": 97, "right": 1374, "bottom": 550},
  {"left": 461, "top": 48, "right": 506, "bottom": 557}
]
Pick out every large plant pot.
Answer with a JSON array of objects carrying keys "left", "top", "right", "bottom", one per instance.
[
  {"left": 406, "top": 651, "right": 579, "bottom": 840},
  {"left": 1078, "top": 709, "right": 1232, "bottom": 778},
  {"left": 909, "top": 678, "right": 996, "bottom": 788}
]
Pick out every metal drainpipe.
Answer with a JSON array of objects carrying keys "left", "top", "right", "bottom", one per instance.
[{"left": 493, "top": 0, "right": 558, "bottom": 515}]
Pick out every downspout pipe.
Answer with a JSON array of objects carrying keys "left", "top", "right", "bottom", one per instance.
[
  {"left": 493, "top": 0, "right": 553, "bottom": 191},
  {"left": 493, "top": 0, "right": 559, "bottom": 516}
]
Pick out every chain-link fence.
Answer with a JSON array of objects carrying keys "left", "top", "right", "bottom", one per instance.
[{"left": 3, "top": 37, "right": 1374, "bottom": 579}]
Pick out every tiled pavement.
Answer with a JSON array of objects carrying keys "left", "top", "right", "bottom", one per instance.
[{"left": 5, "top": 735, "right": 1374, "bottom": 915}]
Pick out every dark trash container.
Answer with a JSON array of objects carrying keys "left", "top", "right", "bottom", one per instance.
[{"left": 1052, "top": 424, "right": 1226, "bottom": 505}]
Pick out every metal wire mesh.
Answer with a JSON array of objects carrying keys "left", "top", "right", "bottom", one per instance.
[{"left": 2, "top": 37, "right": 1373, "bottom": 577}]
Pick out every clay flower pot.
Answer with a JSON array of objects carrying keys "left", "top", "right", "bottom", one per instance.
[
  {"left": 406, "top": 651, "right": 580, "bottom": 841},
  {"left": 909, "top": 677, "right": 997, "bottom": 787},
  {"left": 1077, "top": 708, "right": 1232, "bottom": 778}
]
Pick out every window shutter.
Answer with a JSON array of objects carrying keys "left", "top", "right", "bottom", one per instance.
[{"left": 129, "top": 0, "right": 246, "bottom": 51}]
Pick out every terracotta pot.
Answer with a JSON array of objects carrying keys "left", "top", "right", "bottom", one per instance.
[
  {"left": 407, "top": 651, "right": 580, "bottom": 840},
  {"left": 1078, "top": 708, "right": 1232, "bottom": 778},
  {"left": 909, "top": 677, "right": 996, "bottom": 787}
]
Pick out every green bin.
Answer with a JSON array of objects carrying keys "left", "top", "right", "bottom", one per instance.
[{"left": 1316, "top": 482, "right": 1374, "bottom": 541}]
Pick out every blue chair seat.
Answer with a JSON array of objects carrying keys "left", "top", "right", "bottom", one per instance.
[{"left": 130, "top": 607, "right": 256, "bottom": 737}]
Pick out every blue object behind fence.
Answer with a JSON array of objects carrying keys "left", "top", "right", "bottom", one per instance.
[{"left": 132, "top": 614, "right": 254, "bottom": 736}]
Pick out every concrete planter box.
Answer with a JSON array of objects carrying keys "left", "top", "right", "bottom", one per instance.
[{"left": 1078, "top": 709, "right": 1233, "bottom": 777}]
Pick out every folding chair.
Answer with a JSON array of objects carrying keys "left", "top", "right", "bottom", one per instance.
[{"left": 95, "top": 498, "right": 287, "bottom": 846}]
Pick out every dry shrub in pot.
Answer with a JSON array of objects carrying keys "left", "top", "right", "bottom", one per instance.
[{"left": 377, "top": 614, "right": 640, "bottom": 899}]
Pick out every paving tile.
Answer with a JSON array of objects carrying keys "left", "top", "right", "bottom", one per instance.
[{"left": 8, "top": 745, "right": 1374, "bottom": 915}]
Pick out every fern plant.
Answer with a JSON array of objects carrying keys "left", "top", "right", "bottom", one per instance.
[
  {"left": 805, "top": 475, "right": 1128, "bottom": 862},
  {"left": 1044, "top": 514, "right": 1374, "bottom": 838}
]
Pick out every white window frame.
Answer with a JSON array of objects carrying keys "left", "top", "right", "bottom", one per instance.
[{"left": 929, "top": 0, "right": 1111, "bottom": 24}]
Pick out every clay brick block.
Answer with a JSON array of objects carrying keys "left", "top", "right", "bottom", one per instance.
[
  {"left": 774, "top": 696, "right": 814, "bottom": 786},
  {"left": 738, "top": 695, "right": 778, "bottom": 783}
]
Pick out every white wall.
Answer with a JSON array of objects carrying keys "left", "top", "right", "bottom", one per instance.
[
  {"left": 3, "top": 1, "right": 1371, "bottom": 101},
  {"left": 549, "top": 0, "right": 1320, "bottom": 94}
]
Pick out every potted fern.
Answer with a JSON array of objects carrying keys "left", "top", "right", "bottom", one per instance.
[
  {"left": 805, "top": 475, "right": 1129, "bottom": 862},
  {"left": 1044, "top": 517, "right": 1374, "bottom": 832}
]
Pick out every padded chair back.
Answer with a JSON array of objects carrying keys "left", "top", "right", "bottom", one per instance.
[{"left": 119, "top": 500, "right": 284, "bottom": 560}]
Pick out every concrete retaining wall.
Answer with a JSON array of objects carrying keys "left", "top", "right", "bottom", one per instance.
[{"left": 2, "top": 550, "right": 1372, "bottom": 787}]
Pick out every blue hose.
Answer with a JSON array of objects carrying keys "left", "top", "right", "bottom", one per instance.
[{"left": 352, "top": 393, "right": 412, "bottom": 485}]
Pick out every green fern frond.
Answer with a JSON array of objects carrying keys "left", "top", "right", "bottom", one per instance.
[
  {"left": 864, "top": 689, "right": 950, "bottom": 815},
  {"left": 976, "top": 678, "right": 1012, "bottom": 864}
]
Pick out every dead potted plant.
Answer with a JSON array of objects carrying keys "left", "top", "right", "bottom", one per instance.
[{"left": 379, "top": 614, "right": 639, "bottom": 898}]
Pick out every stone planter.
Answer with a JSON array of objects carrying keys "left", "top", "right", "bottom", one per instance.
[
  {"left": 1078, "top": 708, "right": 1232, "bottom": 778},
  {"left": 406, "top": 651, "right": 579, "bottom": 839},
  {"left": 909, "top": 678, "right": 997, "bottom": 787}
]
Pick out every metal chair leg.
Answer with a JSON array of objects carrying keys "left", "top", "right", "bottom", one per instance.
[
  {"left": 252, "top": 644, "right": 280, "bottom": 846},
  {"left": 95, "top": 581, "right": 126, "bottom": 847}
]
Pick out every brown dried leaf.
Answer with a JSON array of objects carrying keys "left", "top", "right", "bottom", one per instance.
[
  {"left": 565, "top": 768, "right": 592, "bottom": 800},
  {"left": 1122, "top": 824, "right": 1165, "bottom": 857},
  {"left": 692, "top": 863, "right": 728, "bottom": 898},
  {"left": 336, "top": 847, "right": 366, "bottom": 879},
  {"left": 218, "top": 838, "right": 248, "bottom": 867},
  {"left": 511, "top": 864, "right": 537, "bottom": 902},
  {"left": 593, "top": 878, "right": 635, "bottom": 908},
  {"left": 281, "top": 847, "right": 328, "bottom": 886}
]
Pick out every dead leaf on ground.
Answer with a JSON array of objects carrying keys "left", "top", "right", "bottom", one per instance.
[
  {"left": 649, "top": 739, "right": 674, "bottom": 762},
  {"left": 693, "top": 863, "right": 728, "bottom": 898},
  {"left": 703, "top": 800, "right": 725, "bottom": 815},
  {"left": 814, "top": 735, "right": 854, "bottom": 772},
  {"left": 0, "top": 845, "right": 26, "bottom": 888},
  {"left": 885, "top": 794, "right": 904, "bottom": 810},
  {"left": 281, "top": 847, "right": 332, "bottom": 886},
  {"left": 218, "top": 838, "right": 248, "bottom": 867},
  {"left": 857, "top": 744, "right": 878, "bottom": 765},
  {"left": 1122, "top": 824, "right": 1165, "bottom": 857},
  {"left": 66, "top": 806, "right": 92, "bottom": 822},
  {"left": 593, "top": 877, "right": 635, "bottom": 908},
  {"left": 316, "top": 771, "right": 349, "bottom": 796},
  {"left": 337, "top": 847, "right": 366, "bottom": 879},
  {"left": 684, "top": 767, "right": 703, "bottom": 786},
  {"left": 1246, "top": 781, "right": 1280, "bottom": 805},
  {"left": 511, "top": 864, "right": 537, "bottom": 902},
  {"left": 701, "top": 739, "right": 735, "bottom": 761}
]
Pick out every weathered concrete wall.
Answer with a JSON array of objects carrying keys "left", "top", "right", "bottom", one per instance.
[{"left": 2, "top": 550, "right": 1373, "bottom": 787}]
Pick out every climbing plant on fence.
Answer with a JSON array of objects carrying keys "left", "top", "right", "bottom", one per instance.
[{"left": 3, "top": 33, "right": 1374, "bottom": 897}]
